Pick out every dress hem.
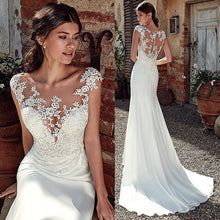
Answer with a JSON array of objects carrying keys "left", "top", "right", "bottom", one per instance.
[{"left": 119, "top": 191, "right": 214, "bottom": 217}]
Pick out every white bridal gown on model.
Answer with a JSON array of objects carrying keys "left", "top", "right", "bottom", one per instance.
[
  {"left": 7, "top": 67, "right": 102, "bottom": 220},
  {"left": 119, "top": 25, "right": 214, "bottom": 216}
]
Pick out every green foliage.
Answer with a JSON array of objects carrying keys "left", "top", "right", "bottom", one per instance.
[
  {"left": 0, "top": 55, "right": 23, "bottom": 94},
  {"left": 191, "top": 64, "right": 220, "bottom": 97},
  {"left": 115, "top": 25, "right": 125, "bottom": 79}
]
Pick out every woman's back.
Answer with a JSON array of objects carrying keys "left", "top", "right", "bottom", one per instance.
[{"left": 135, "top": 25, "right": 166, "bottom": 59}]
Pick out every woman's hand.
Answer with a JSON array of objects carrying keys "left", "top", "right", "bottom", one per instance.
[
  {"left": 0, "top": 183, "right": 17, "bottom": 199},
  {"left": 96, "top": 195, "right": 114, "bottom": 220}
]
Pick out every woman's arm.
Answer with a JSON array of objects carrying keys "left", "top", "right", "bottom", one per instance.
[
  {"left": 84, "top": 80, "right": 114, "bottom": 219},
  {"left": 130, "top": 29, "right": 140, "bottom": 62},
  {"left": 156, "top": 39, "right": 172, "bottom": 65}
]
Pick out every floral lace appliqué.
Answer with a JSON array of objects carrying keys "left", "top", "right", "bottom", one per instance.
[
  {"left": 10, "top": 67, "right": 103, "bottom": 143},
  {"left": 135, "top": 25, "right": 166, "bottom": 59}
]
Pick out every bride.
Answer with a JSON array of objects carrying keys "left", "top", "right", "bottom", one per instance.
[
  {"left": 119, "top": 1, "right": 214, "bottom": 216},
  {"left": 0, "top": 3, "right": 114, "bottom": 220}
]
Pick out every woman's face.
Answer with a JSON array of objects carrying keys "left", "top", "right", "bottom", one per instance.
[
  {"left": 136, "top": 10, "right": 151, "bottom": 26},
  {"left": 41, "top": 22, "right": 80, "bottom": 65}
]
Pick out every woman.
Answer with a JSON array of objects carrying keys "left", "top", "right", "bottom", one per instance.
[
  {"left": 0, "top": 3, "right": 114, "bottom": 220},
  {"left": 119, "top": 1, "right": 214, "bottom": 216}
]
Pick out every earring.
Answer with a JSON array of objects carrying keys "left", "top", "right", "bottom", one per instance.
[{"left": 42, "top": 44, "right": 46, "bottom": 49}]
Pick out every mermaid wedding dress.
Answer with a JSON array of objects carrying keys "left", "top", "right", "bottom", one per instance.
[
  {"left": 119, "top": 25, "right": 214, "bottom": 216},
  {"left": 7, "top": 67, "right": 102, "bottom": 220}
]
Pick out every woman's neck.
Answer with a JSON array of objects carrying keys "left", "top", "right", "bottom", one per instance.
[
  {"left": 33, "top": 59, "right": 75, "bottom": 87},
  {"left": 143, "top": 20, "right": 159, "bottom": 32}
]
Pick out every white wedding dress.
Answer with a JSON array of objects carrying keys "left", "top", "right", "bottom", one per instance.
[
  {"left": 7, "top": 67, "right": 102, "bottom": 220},
  {"left": 119, "top": 25, "right": 214, "bottom": 216}
]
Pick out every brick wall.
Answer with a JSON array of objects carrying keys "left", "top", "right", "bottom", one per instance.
[
  {"left": 156, "top": 0, "right": 169, "bottom": 92},
  {"left": 20, "top": 0, "right": 57, "bottom": 55},
  {"left": 166, "top": 0, "right": 190, "bottom": 103},
  {"left": 20, "top": 0, "right": 115, "bottom": 199}
]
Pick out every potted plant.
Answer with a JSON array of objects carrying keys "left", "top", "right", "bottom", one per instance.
[
  {"left": 191, "top": 64, "right": 220, "bottom": 129},
  {"left": 0, "top": 55, "right": 24, "bottom": 212},
  {"left": 0, "top": 55, "right": 23, "bottom": 126},
  {"left": 0, "top": 56, "right": 23, "bottom": 94}
]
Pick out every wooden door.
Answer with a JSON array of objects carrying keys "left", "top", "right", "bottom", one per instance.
[
  {"left": 0, "top": 0, "right": 22, "bottom": 57},
  {"left": 190, "top": 0, "right": 220, "bottom": 94},
  {"left": 0, "top": 1, "right": 9, "bottom": 55}
]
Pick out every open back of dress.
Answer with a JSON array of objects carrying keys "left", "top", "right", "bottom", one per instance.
[{"left": 135, "top": 25, "right": 166, "bottom": 59}]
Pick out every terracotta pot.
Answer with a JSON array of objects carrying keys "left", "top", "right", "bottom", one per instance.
[
  {"left": 157, "top": 88, "right": 174, "bottom": 106},
  {"left": 197, "top": 80, "right": 220, "bottom": 129},
  {"left": 0, "top": 123, "right": 22, "bottom": 142},
  {"left": 0, "top": 88, "right": 24, "bottom": 211},
  {"left": 214, "top": 115, "right": 220, "bottom": 139},
  {"left": 0, "top": 141, "right": 24, "bottom": 173},
  {"left": 0, "top": 88, "right": 21, "bottom": 142},
  {"left": 0, "top": 87, "right": 19, "bottom": 126},
  {"left": 0, "top": 174, "right": 16, "bottom": 211}
]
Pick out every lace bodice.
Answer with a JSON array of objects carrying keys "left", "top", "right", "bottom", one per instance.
[
  {"left": 134, "top": 25, "right": 166, "bottom": 59},
  {"left": 10, "top": 67, "right": 102, "bottom": 178}
]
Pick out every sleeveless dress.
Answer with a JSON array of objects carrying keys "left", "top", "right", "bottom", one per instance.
[
  {"left": 6, "top": 67, "right": 103, "bottom": 220},
  {"left": 119, "top": 25, "right": 214, "bottom": 216}
]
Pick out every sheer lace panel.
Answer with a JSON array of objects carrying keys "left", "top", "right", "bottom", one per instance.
[
  {"left": 134, "top": 25, "right": 166, "bottom": 59},
  {"left": 10, "top": 67, "right": 103, "bottom": 143}
]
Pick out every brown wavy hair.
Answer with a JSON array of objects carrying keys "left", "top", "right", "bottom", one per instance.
[
  {"left": 23, "top": 3, "right": 82, "bottom": 73},
  {"left": 136, "top": 1, "right": 159, "bottom": 27}
]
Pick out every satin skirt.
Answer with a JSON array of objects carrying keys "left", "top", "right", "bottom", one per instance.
[
  {"left": 119, "top": 57, "right": 214, "bottom": 216},
  {"left": 6, "top": 152, "right": 95, "bottom": 220}
]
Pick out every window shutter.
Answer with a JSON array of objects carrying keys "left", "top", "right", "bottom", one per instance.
[{"left": 124, "top": 0, "right": 142, "bottom": 77}]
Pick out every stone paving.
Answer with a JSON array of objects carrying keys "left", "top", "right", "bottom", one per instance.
[{"left": 115, "top": 99, "right": 220, "bottom": 220}]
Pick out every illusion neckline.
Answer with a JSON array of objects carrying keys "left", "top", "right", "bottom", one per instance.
[
  {"left": 21, "top": 67, "right": 89, "bottom": 88},
  {"left": 18, "top": 67, "right": 91, "bottom": 101}
]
